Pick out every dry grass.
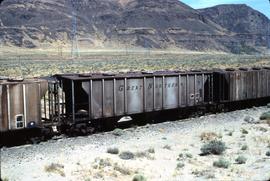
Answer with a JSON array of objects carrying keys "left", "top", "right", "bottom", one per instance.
[
  {"left": 44, "top": 163, "right": 65, "bottom": 177},
  {"left": 200, "top": 132, "right": 219, "bottom": 141},
  {"left": 252, "top": 135, "right": 270, "bottom": 145},
  {"left": 113, "top": 163, "right": 132, "bottom": 175},
  {"left": 267, "top": 120, "right": 270, "bottom": 126},
  {"left": 0, "top": 50, "right": 269, "bottom": 77},
  {"left": 107, "top": 147, "right": 120, "bottom": 154}
]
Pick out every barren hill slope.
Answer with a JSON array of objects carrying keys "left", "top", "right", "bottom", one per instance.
[
  {"left": 199, "top": 4, "right": 270, "bottom": 53},
  {"left": 198, "top": 4, "right": 269, "bottom": 35},
  {"left": 0, "top": 0, "right": 269, "bottom": 53}
]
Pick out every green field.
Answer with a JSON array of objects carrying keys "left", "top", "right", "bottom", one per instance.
[{"left": 0, "top": 49, "right": 269, "bottom": 77}]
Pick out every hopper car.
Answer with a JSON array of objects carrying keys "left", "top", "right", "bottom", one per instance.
[{"left": 1, "top": 67, "right": 270, "bottom": 145}]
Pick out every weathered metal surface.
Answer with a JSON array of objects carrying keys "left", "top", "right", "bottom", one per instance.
[
  {"left": 154, "top": 77, "right": 163, "bottom": 110},
  {"left": 163, "top": 76, "right": 178, "bottom": 109},
  {"left": 0, "top": 79, "right": 48, "bottom": 132},
  {"left": 145, "top": 77, "right": 154, "bottom": 112},
  {"left": 214, "top": 68, "right": 270, "bottom": 102},
  {"left": 126, "top": 78, "right": 144, "bottom": 114},
  {"left": 59, "top": 71, "right": 212, "bottom": 122},
  {"left": 103, "top": 80, "right": 114, "bottom": 117}
]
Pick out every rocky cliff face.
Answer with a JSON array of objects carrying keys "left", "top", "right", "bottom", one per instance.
[
  {"left": 0, "top": 0, "right": 269, "bottom": 53},
  {"left": 198, "top": 4, "right": 269, "bottom": 35},
  {"left": 199, "top": 4, "right": 270, "bottom": 53}
]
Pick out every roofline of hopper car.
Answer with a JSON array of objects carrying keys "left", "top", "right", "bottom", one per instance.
[
  {"left": 0, "top": 78, "right": 47, "bottom": 85},
  {"left": 212, "top": 67, "right": 270, "bottom": 73},
  {"left": 53, "top": 70, "right": 214, "bottom": 81}
]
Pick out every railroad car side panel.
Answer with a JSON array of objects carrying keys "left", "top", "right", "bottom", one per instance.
[
  {"left": 115, "top": 79, "right": 125, "bottom": 116},
  {"left": 188, "top": 75, "right": 195, "bottom": 106},
  {"left": 0, "top": 85, "right": 1, "bottom": 130},
  {"left": 229, "top": 73, "right": 234, "bottom": 101},
  {"left": 252, "top": 71, "right": 258, "bottom": 99},
  {"left": 145, "top": 77, "right": 154, "bottom": 112},
  {"left": 154, "top": 77, "right": 163, "bottom": 110},
  {"left": 104, "top": 80, "right": 114, "bottom": 117},
  {"left": 0, "top": 85, "right": 8, "bottom": 132},
  {"left": 25, "top": 83, "right": 41, "bottom": 126},
  {"left": 246, "top": 71, "right": 253, "bottom": 99},
  {"left": 262, "top": 70, "right": 268, "bottom": 97},
  {"left": 241, "top": 71, "right": 247, "bottom": 100},
  {"left": 164, "top": 76, "right": 178, "bottom": 109},
  {"left": 234, "top": 72, "right": 239, "bottom": 101},
  {"left": 127, "top": 78, "right": 144, "bottom": 114},
  {"left": 196, "top": 74, "right": 204, "bottom": 103},
  {"left": 268, "top": 70, "right": 270, "bottom": 97},
  {"left": 256, "top": 71, "right": 261, "bottom": 98},
  {"left": 258, "top": 70, "right": 262, "bottom": 98},
  {"left": 9, "top": 84, "right": 24, "bottom": 129},
  {"left": 92, "top": 80, "right": 102, "bottom": 119},
  {"left": 180, "top": 75, "right": 187, "bottom": 106},
  {"left": 239, "top": 71, "right": 243, "bottom": 100}
]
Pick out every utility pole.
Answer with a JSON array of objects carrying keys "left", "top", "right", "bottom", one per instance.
[
  {"left": 142, "top": 2, "right": 150, "bottom": 56},
  {"left": 267, "top": 0, "right": 270, "bottom": 55},
  {"left": 70, "top": 0, "right": 81, "bottom": 59},
  {"left": 267, "top": 18, "right": 270, "bottom": 55}
]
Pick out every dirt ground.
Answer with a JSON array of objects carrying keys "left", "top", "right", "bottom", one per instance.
[{"left": 1, "top": 106, "right": 270, "bottom": 181}]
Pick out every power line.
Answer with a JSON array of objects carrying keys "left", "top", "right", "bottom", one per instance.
[{"left": 70, "top": 0, "right": 85, "bottom": 58}]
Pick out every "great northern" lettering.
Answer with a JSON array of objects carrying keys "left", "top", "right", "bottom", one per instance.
[{"left": 118, "top": 83, "right": 178, "bottom": 92}]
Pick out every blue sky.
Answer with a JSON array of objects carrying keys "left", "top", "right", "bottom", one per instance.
[{"left": 181, "top": 0, "right": 270, "bottom": 19}]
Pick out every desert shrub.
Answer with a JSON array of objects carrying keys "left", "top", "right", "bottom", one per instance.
[
  {"left": 260, "top": 112, "right": 270, "bottom": 120},
  {"left": 200, "top": 140, "right": 226, "bottom": 155},
  {"left": 44, "top": 163, "right": 65, "bottom": 177},
  {"left": 119, "top": 151, "right": 135, "bottom": 160},
  {"left": 177, "top": 153, "right": 192, "bottom": 161},
  {"left": 258, "top": 126, "right": 268, "bottom": 132},
  {"left": 241, "top": 144, "right": 248, "bottom": 150},
  {"left": 132, "top": 174, "right": 147, "bottom": 181},
  {"left": 227, "top": 131, "right": 233, "bottom": 136},
  {"left": 135, "top": 151, "right": 149, "bottom": 158},
  {"left": 241, "top": 128, "right": 249, "bottom": 134},
  {"left": 176, "top": 162, "right": 185, "bottom": 169},
  {"left": 178, "top": 153, "right": 184, "bottom": 158},
  {"left": 112, "top": 128, "right": 123, "bottom": 136},
  {"left": 185, "top": 153, "right": 193, "bottom": 158},
  {"left": 213, "top": 158, "right": 230, "bottom": 168},
  {"left": 235, "top": 156, "right": 247, "bottom": 164},
  {"left": 93, "top": 158, "right": 112, "bottom": 169},
  {"left": 163, "top": 145, "right": 171, "bottom": 150},
  {"left": 107, "top": 147, "right": 119, "bottom": 154},
  {"left": 147, "top": 147, "right": 155, "bottom": 154},
  {"left": 266, "top": 151, "right": 270, "bottom": 157}
]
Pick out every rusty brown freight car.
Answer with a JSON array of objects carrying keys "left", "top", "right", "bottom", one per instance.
[
  {"left": 0, "top": 78, "right": 48, "bottom": 132},
  {"left": 213, "top": 67, "right": 270, "bottom": 102}
]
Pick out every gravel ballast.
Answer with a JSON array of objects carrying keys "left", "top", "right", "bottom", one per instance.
[{"left": 1, "top": 106, "right": 270, "bottom": 181}]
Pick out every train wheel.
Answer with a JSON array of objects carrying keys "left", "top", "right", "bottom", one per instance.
[{"left": 102, "top": 118, "right": 118, "bottom": 131}]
